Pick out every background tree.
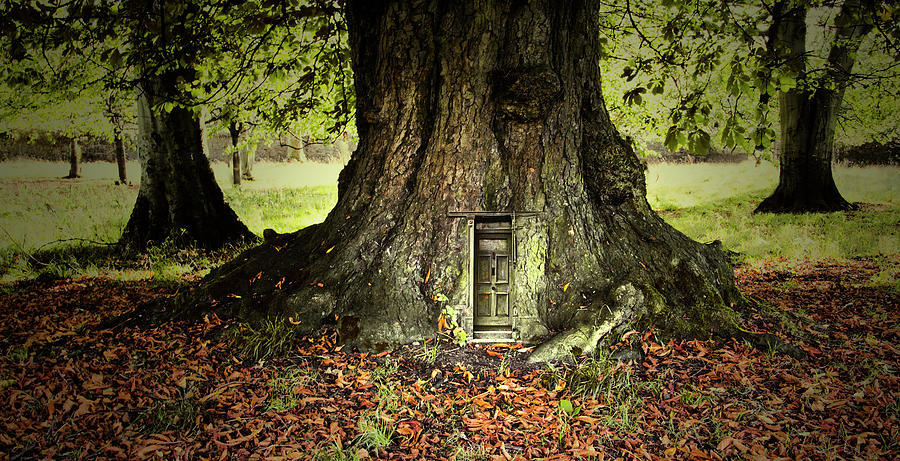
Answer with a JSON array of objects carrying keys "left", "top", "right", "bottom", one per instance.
[
  {"left": 0, "top": 0, "right": 344, "bottom": 249},
  {"left": 174, "top": 0, "right": 747, "bottom": 362},
  {"left": 103, "top": 90, "right": 134, "bottom": 184},
  {"left": 755, "top": 0, "right": 883, "bottom": 212},
  {"left": 598, "top": 0, "right": 899, "bottom": 212},
  {"left": 204, "top": 7, "right": 355, "bottom": 185},
  {"left": 114, "top": 0, "right": 261, "bottom": 249},
  {"left": 0, "top": 83, "right": 120, "bottom": 179}
]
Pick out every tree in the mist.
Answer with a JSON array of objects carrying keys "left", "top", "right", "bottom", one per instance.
[
  {"left": 3, "top": 1, "right": 310, "bottom": 248},
  {"left": 114, "top": 1, "right": 263, "bottom": 249},
  {"left": 597, "top": 0, "right": 899, "bottom": 212},
  {"left": 755, "top": 0, "right": 895, "bottom": 212},
  {"left": 171, "top": 0, "right": 747, "bottom": 361},
  {"left": 0, "top": 84, "right": 117, "bottom": 179},
  {"left": 205, "top": 8, "right": 355, "bottom": 185},
  {"left": 1, "top": 7, "right": 138, "bottom": 180},
  {"left": 3, "top": 1, "right": 353, "bottom": 248},
  {"left": 103, "top": 90, "right": 133, "bottom": 184},
  {"left": 4, "top": 0, "right": 360, "bottom": 248}
]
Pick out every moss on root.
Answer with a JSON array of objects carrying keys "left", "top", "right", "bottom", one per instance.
[{"left": 528, "top": 279, "right": 747, "bottom": 363}]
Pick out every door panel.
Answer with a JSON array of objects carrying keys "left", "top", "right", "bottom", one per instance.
[
  {"left": 476, "top": 256, "right": 491, "bottom": 284},
  {"left": 474, "top": 231, "right": 512, "bottom": 327},
  {"left": 496, "top": 255, "right": 509, "bottom": 282},
  {"left": 476, "top": 292, "right": 491, "bottom": 317},
  {"left": 495, "top": 293, "right": 509, "bottom": 316}
]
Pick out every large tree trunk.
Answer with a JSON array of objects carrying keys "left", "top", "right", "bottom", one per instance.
[
  {"left": 756, "top": 0, "right": 872, "bottom": 213},
  {"left": 64, "top": 137, "right": 80, "bottom": 179},
  {"left": 172, "top": 0, "right": 745, "bottom": 361},
  {"left": 114, "top": 133, "right": 127, "bottom": 184},
  {"left": 119, "top": 82, "right": 255, "bottom": 250}
]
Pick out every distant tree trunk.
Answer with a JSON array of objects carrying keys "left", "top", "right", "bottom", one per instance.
[
  {"left": 756, "top": 0, "right": 872, "bottom": 213},
  {"left": 333, "top": 131, "right": 351, "bottom": 165},
  {"left": 229, "top": 121, "right": 242, "bottom": 186},
  {"left": 64, "top": 137, "right": 80, "bottom": 178},
  {"left": 287, "top": 133, "right": 306, "bottom": 162},
  {"left": 114, "top": 132, "right": 127, "bottom": 184},
  {"left": 241, "top": 145, "right": 254, "bottom": 180},
  {"left": 119, "top": 82, "right": 255, "bottom": 250},
  {"left": 171, "top": 0, "right": 745, "bottom": 361}
]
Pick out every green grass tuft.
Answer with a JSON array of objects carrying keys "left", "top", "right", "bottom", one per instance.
[
  {"left": 267, "top": 365, "right": 319, "bottom": 412},
  {"left": 541, "top": 353, "right": 635, "bottom": 400},
  {"left": 230, "top": 317, "right": 299, "bottom": 362},
  {"left": 542, "top": 353, "right": 645, "bottom": 432},
  {"left": 133, "top": 390, "right": 205, "bottom": 435}
]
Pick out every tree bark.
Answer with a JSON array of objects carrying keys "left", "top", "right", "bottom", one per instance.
[
  {"left": 171, "top": 0, "right": 745, "bottom": 360},
  {"left": 240, "top": 146, "right": 254, "bottom": 180},
  {"left": 285, "top": 133, "right": 307, "bottom": 162},
  {"left": 229, "top": 121, "right": 242, "bottom": 186},
  {"left": 64, "top": 137, "right": 80, "bottom": 179},
  {"left": 114, "top": 133, "right": 127, "bottom": 184},
  {"left": 756, "top": 0, "right": 872, "bottom": 213},
  {"left": 119, "top": 82, "right": 255, "bottom": 250}
]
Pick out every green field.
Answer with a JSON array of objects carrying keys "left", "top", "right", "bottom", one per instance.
[
  {"left": 646, "top": 162, "right": 899, "bottom": 261},
  {"left": 0, "top": 159, "right": 897, "bottom": 282}
]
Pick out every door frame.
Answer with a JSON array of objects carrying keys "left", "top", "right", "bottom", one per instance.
[{"left": 472, "top": 215, "right": 513, "bottom": 329}]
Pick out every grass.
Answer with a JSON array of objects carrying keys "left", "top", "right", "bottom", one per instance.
[
  {"left": 0, "top": 160, "right": 337, "bottom": 282},
  {"left": 352, "top": 359, "right": 403, "bottom": 453},
  {"left": 0, "top": 159, "right": 896, "bottom": 282},
  {"left": 542, "top": 353, "right": 645, "bottom": 433},
  {"left": 133, "top": 389, "right": 205, "bottom": 435},
  {"left": 645, "top": 162, "right": 899, "bottom": 263},
  {"left": 267, "top": 365, "right": 319, "bottom": 412},
  {"left": 230, "top": 317, "right": 299, "bottom": 362}
]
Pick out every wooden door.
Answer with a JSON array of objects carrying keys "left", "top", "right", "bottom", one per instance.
[{"left": 474, "top": 231, "right": 511, "bottom": 327}]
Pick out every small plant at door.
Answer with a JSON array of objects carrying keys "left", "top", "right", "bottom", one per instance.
[{"left": 434, "top": 293, "right": 468, "bottom": 346}]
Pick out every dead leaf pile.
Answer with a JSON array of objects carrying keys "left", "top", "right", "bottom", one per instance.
[{"left": 0, "top": 259, "right": 896, "bottom": 459}]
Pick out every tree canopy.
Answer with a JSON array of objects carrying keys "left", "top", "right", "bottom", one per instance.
[
  {"left": 598, "top": 0, "right": 900, "bottom": 159},
  {"left": 1, "top": 0, "right": 354, "bottom": 145}
]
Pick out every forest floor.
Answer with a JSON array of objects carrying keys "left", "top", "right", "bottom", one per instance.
[
  {"left": 0, "top": 162, "right": 897, "bottom": 459},
  {"left": 0, "top": 257, "right": 897, "bottom": 460}
]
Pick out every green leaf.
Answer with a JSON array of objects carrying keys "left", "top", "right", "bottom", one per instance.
[
  {"left": 623, "top": 87, "right": 646, "bottom": 106},
  {"left": 694, "top": 130, "right": 711, "bottom": 155},
  {"left": 664, "top": 125, "right": 680, "bottom": 152},
  {"left": 559, "top": 399, "right": 573, "bottom": 416},
  {"left": 109, "top": 49, "right": 122, "bottom": 68},
  {"left": 778, "top": 73, "right": 796, "bottom": 92}
]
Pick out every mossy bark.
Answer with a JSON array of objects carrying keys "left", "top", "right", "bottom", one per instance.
[
  {"left": 119, "top": 82, "right": 255, "bottom": 250},
  {"left": 170, "top": 0, "right": 745, "bottom": 361}
]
